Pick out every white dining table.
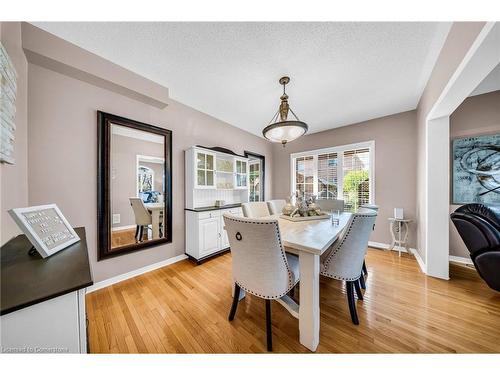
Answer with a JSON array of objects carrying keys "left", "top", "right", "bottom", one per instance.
[
  {"left": 144, "top": 202, "right": 164, "bottom": 239},
  {"left": 234, "top": 212, "right": 352, "bottom": 352}
]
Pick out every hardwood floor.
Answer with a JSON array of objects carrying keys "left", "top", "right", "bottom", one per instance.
[
  {"left": 111, "top": 227, "right": 156, "bottom": 249},
  {"left": 86, "top": 249, "right": 500, "bottom": 353},
  {"left": 111, "top": 228, "right": 137, "bottom": 248}
]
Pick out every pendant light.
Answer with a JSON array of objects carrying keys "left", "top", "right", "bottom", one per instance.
[{"left": 262, "top": 76, "right": 308, "bottom": 146}]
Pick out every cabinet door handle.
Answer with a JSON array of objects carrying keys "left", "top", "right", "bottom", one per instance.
[{"left": 218, "top": 233, "right": 221, "bottom": 237}]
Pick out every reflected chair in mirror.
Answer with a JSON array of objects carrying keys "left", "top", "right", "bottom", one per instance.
[
  {"left": 320, "top": 211, "right": 377, "bottom": 325},
  {"left": 266, "top": 199, "right": 286, "bottom": 215},
  {"left": 223, "top": 214, "right": 300, "bottom": 351},
  {"left": 357, "top": 203, "right": 379, "bottom": 288},
  {"left": 242, "top": 202, "right": 271, "bottom": 218},
  {"left": 451, "top": 204, "right": 500, "bottom": 292},
  {"left": 129, "top": 197, "right": 153, "bottom": 242}
]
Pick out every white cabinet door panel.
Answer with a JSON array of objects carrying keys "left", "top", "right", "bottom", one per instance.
[
  {"left": 199, "top": 217, "right": 220, "bottom": 256},
  {"left": 0, "top": 291, "right": 82, "bottom": 353}
]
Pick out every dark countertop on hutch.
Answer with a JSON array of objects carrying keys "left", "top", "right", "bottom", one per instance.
[
  {"left": 185, "top": 203, "right": 242, "bottom": 212},
  {"left": 1, "top": 227, "right": 93, "bottom": 316}
]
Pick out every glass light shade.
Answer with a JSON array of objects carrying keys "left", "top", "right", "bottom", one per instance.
[{"left": 262, "top": 120, "right": 308, "bottom": 144}]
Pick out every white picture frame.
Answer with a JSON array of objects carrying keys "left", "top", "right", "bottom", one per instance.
[{"left": 8, "top": 204, "right": 80, "bottom": 258}]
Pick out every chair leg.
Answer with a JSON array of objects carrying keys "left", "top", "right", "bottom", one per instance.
[
  {"left": 289, "top": 285, "right": 295, "bottom": 298},
  {"left": 359, "top": 273, "right": 366, "bottom": 290},
  {"left": 362, "top": 260, "right": 368, "bottom": 276},
  {"left": 228, "top": 283, "right": 240, "bottom": 321},
  {"left": 354, "top": 278, "right": 364, "bottom": 300},
  {"left": 139, "top": 226, "right": 144, "bottom": 242},
  {"left": 346, "top": 281, "right": 359, "bottom": 325},
  {"left": 134, "top": 226, "right": 140, "bottom": 241},
  {"left": 265, "top": 299, "right": 273, "bottom": 351}
]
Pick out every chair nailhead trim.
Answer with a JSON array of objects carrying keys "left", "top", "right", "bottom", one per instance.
[{"left": 322, "top": 214, "right": 375, "bottom": 281}]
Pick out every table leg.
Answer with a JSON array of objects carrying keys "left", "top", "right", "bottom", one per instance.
[
  {"left": 299, "top": 251, "right": 320, "bottom": 352},
  {"left": 398, "top": 222, "right": 402, "bottom": 257},
  {"left": 151, "top": 210, "right": 160, "bottom": 239},
  {"left": 403, "top": 222, "right": 410, "bottom": 254},
  {"left": 389, "top": 221, "right": 395, "bottom": 251}
]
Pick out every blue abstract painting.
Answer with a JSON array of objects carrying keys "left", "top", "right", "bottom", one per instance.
[{"left": 452, "top": 133, "right": 500, "bottom": 204}]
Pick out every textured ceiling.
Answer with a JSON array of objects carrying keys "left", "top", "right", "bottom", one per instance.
[{"left": 33, "top": 22, "right": 451, "bottom": 137}]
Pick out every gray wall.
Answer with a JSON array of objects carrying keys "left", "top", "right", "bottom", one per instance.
[
  {"left": 111, "top": 134, "right": 164, "bottom": 228},
  {"left": 0, "top": 22, "right": 29, "bottom": 245},
  {"left": 27, "top": 62, "right": 273, "bottom": 282},
  {"left": 449, "top": 90, "right": 500, "bottom": 258},
  {"left": 272, "top": 110, "right": 418, "bottom": 248}
]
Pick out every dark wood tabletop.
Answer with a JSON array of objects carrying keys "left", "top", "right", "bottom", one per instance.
[{"left": 1, "top": 226, "right": 93, "bottom": 315}]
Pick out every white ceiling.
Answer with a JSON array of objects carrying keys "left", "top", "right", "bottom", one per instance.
[
  {"left": 33, "top": 22, "right": 451, "bottom": 137},
  {"left": 470, "top": 63, "right": 500, "bottom": 97}
]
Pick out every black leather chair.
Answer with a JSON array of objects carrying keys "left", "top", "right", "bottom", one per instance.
[{"left": 450, "top": 204, "right": 500, "bottom": 292}]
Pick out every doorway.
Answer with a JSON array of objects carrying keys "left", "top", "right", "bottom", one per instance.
[{"left": 244, "top": 151, "right": 265, "bottom": 202}]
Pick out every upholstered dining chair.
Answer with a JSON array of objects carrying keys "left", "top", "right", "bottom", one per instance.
[
  {"left": 320, "top": 210, "right": 377, "bottom": 325},
  {"left": 317, "top": 199, "right": 345, "bottom": 212},
  {"left": 129, "top": 197, "right": 152, "bottom": 242},
  {"left": 266, "top": 199, "right": 286, "bottom": 215},
  {"left": 241, "top": 201, "right": 271, "bottom": 218},
  {"left": 223, "top": 214, "right": 300, "bottom": 351},
  {"left": 357, "top": 204, "right": 379, "bottom": 288}
]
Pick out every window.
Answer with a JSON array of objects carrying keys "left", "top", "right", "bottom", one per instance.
[
  {"left": 291, "top": 141, "right": 374, "bottom": 212},
  {"left": 295, "top": 155, "right": 314, "bottom": 197},
  {"left": 318, "top": 152, "right": 338, "bottom": 200},
  {"left": 138, "top": 166, "right": 154, "bottom": 193}
]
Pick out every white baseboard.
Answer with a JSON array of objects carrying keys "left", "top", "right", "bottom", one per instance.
[
  {"left": 86, "top": 254, "right": 188, "bottom": 293},
  {"left": 111, "top": 224, "right": 136, "bottom": 232},
  {"left": 412, "top": 248, "right": 427, "bottom": 274},
  {"left": 449, "top": 255, "right": 473, "bottom": 266},
  {"left": 368, "top": 241, "right": 413, "bottom": 254},
  {"left": 368, "top": 241, "right": 427, "bottom": 274}
]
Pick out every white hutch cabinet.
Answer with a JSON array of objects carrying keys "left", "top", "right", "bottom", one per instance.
[{"left": 185, "top": 146, "right": 249, "bottom": 263}]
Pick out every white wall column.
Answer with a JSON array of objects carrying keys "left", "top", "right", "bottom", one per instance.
[{"left": 425, "top": 116, "right": 450, "bottom": 279}]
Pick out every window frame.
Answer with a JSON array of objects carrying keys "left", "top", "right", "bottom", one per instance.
[{"left": 290, "top": 140, "right": 376, "bottom": 205}]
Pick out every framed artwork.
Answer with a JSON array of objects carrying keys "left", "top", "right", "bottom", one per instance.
[
  {"left": 452, "top": 133, "right": 500, "bottom": 204},
  {"left": 8, "top": 204, "right": 80, "bottom": 258}
]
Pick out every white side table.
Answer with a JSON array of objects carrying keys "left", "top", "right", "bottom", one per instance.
[{"left": 388, "top": 218, "right": 412, "bottom": 257}]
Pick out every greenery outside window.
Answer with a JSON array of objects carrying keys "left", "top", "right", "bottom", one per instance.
[{"left": 290, "top": 141, "right": 374, "bottom": 212}]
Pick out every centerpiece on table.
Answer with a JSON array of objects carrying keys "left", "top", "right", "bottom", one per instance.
[{"left": 280, "top": 193, "right": 331, "bottom": 222}]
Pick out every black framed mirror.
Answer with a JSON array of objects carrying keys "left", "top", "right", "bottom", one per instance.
[{"left": 97, "top": 111, "right": 172, "bottom": 260}]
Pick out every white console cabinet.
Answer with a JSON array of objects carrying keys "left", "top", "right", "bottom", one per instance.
[
  {"left": 185, "top": 207, "right": 243, "bottom": 263},
  {"left": 1, "top": 227, "right": 92, "bottom": 354},
  {"left": 1, "top": 290, "right": 87, "bottom": 353},
  {"left": 185, "top": 146, "right": 249, "bottom": 263}
]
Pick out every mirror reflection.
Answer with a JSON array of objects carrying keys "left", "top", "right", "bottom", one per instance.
[{"left": 110, "top": 124, "right": 166, "bottom": 249}]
